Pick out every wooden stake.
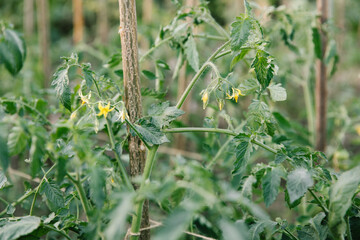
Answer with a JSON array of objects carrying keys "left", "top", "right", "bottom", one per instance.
[
  {"left": 118, "top": 1, "right": 149, "bottom": 239},
  {"left": 72, "top": 0, "right": 84, "bottom": 44},
  {"left": 24, "top": 0, "right": 34, "bottom": 37},
  {"left": 97, "top": 0, "right": 108, "bottom": 44},
  {"left": 315, "top": 0, "right": 328, "bottom": 151},
  {"left": 36, "top": 0, "right": 51, "bottom": 88}
]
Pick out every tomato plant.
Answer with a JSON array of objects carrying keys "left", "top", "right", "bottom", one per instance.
[{"left": 0, "top": 1, "right": 360, "bottom": 240}]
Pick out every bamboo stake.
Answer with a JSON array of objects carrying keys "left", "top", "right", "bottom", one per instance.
[
  {"left": 118, "top": 1, "right": 149, "bottom": 239},
  {"left": 24, "top": 0, "right": 34, "bottom": 37},
  {"left": 36, "top": 0, "right": 51, "bottom": 88},
  {"left": 72, "top": 0, "right": 84, "bottom": 44},
  {"left": 97, "top": 0, "right": 108, "bottom": 44},
  {"left": 315, "top": 0, "right": 328, "bottom": 151}
]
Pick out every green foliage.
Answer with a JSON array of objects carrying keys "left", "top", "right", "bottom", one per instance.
[
  {"left": 0, "top": 216, "right": 41, "bottom": 240},
  {"left": 0, "top": 26, "right": 26, "bottom": 75},
  {"left": 286, "top": 168, "right": 314, "bottom": 204},
  {"left": 0, "top": 2, "right": 359, "bottom": 240},
  {"left": 328, "top": 166, "right": 360, "bottom": 238}
]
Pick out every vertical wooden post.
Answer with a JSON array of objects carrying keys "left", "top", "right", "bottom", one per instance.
[
  {"left": 118, "top": 1, "right": 149, "bottom": 239},
  {"left": 24, "top": 0, "right": 34, "bottom": 37},
  {"left": 315, "top": 0, "right": 328, "bottom": 151},
  {"left": 72, "top": 0, "right": 84, "bottom": 44},
  {"left": 142, "top": 0, "right": 153, "bottom": 23},
  {"left": 36, "top": 0, "right": 51, "bottom": 88},
  {"left": 97, "top": 0, "right": 108, "bottom": 44}
]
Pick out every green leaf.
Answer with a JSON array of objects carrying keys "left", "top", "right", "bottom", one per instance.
[
  {"left": 238, "top": 78, "right": 260, "bottom": 95},
  {"left": 0, "top": 29, "right": 26, "bottom": 75},
  {"left": 7, "top": 126, "right": 28, "bottom": 156},
  {"left": 251, "top": 50, "right": 275, "bottom": 89},
  {"left": 184, "top": 36, "right": 199, "bottom": 71},
  {"left": 142, "top": 70, "right": 157, "bottom": 80},
  {"left": 297, "top": 225, "right": 319, "bottom": 240},
  {"left": 51, "top": 66, "right": 72, "bottom": 111},
  {"left": 262, "top": 167, "right": 282, "bottom": 207},
  {"left": 104, "top": 193, "right": 133, "bottom": 239},
  {"left": 133, "top": 118, "right": 170, "bottom": 145},
  {"left": 220, "top": 219, "right": 249, "bottom": 240},
  {"left": 325, "top": 40, "right": 337, "bottom": 65},
  {"left": 328, "top": 166, "right": 360, "bottom": 239},
  {"left": 40, "top": 180, "right": 65, "bottom": 212},
  {"left": 147, "top": 101, "right": 185, "bottom": 128},
  {"left": 0, "top": 216, "right": 41, "bottom": 240},
  {"left": 249, "top": 220, "right": 277, "bottom": 240},
  {"left": 52, "top": 54, "right": 79, "bottom": 111},
  {"left": 312, "top": 28, "right": 322, "bottom": 59},
  {"left": 153, "top": 206, "right": 194, "bottom": 240},
  {"left": 230, "top": 17, "right": 252, "bottom": 52},
  {"left": 156, "top": 60, "right": 170, "bottom": 70},
  {"left": 81, "top": 63, "right": 94, "bottom": 88},
  {"left": 286, "top": 168, "right": 313, "bottom": 203},
  {"left": 0, "top": 170, "right": 7, "bottom": 189},
  {"left": 29, "top": 132, "right": 46, "bottom": 178},
  {"left": 89, "top": 166, "right": 106, "bottom": 208},
  {"left": 268, "top": 83, "right": 287, "bottom": 102},
  {"left": 233, "top": 134, "right": 253, "bottom": 175},
  {"left": 230, "top": 48, "right": 250, "bottom": 70},
  {"left": 274, "top": 152, "right": 287, "bottom": 164},
  {"left": 0, "top": 135, "right": 9, "bottom": 171},
  {"left": 240, "top": 175, "right": 256, "bottom": 199}
]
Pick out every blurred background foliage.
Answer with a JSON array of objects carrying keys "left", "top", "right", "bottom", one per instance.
[{"left": 1, "top": 0, "right": 360, "bottom": 223}]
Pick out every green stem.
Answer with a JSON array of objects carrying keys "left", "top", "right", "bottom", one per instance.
[
  {"left": 129, "top": 145, "right": 159, "bottom": 240},
  {"left": 193, "top": 34, "right": 228, "bottom": 41},
  {"left": 139, "top": 36, "right": 173, "bottom": 63},
  {"left": 284, "top": 228, "right": 300, "bottom": 240},
  {"left": 30, "top": 164, "right": 57, "bottom": 216},
  {"left": 125, "top": 118, "right": 151, "bottom": 149},
  {"left": 163, "top": 127, "right": 294, "bottom": 163},
  {"left": 91, "top": 74, "right": 132, "bottom": 190},
  {"left": 66, "top": 172, "right": 91, "bottom": 221},
  {"left": 176, "top": 41, "right": 230, "bottom": 109},
  {"left": 106, "top": 118, "right": 133, "bottom": 190},
  {"left": 214, "top": 49, "right": 231, "bottom": 60},
  {"left": 0, "top": 188, "right": 37, "bottom": 217},
  {"left": 346, "top": 216, "right": 353, "bottom": 240},
  {"left": 308, "top": 188, "right": 329, "bottom": 213},
  {"left": 42, "top": 225, "right": 72, "bottom": 240}
]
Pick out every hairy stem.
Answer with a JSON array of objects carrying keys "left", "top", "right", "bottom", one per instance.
[
  {"left": 42, "top": 225, "right": 72, "bottom": 240},
  {"left": 66, "top": 172, "right": 91, "bottom": 220},
  {"left": 29, "top": 164, "right": 57, "bottom": 216},
  {"left": 308, "top": 188, "right": 329, "bottom": 213},
  {"left": 176, "top": 41, "right": 230, "bottom": 109},
  {"left": 129, "top": 145, "right": 159, "bottom": 240},
  {"left": 106, "top": 118, "right": 133, "bottom": 190}
]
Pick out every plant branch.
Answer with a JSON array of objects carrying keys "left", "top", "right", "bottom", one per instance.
[
  {"left": 163, "top": 127, "right": 295, "bottom": 163},
  {"left": 30, "top": 164, "right": 57, "bottom": 216},
  {"left": 284, "top": 228, "right": 300, "bottom": 240},
  {"left": 125, "top": 118, "right": 151, "bottom": 150},
  {"left": 129, "top": 145, "right": 159, "bottom": 240},
  {"left": 176, "top": 40, "right": 230, "bottom": 109},
  {"left": 66, "top": 172, "right": 91, "bottom": 221},
  {"left": 308, "top": 188, "right": 329, "bottom": 213},
  {"left": 106, "top": 118, "right": 133, "bottom": 190},
  {"left": 42, "top": 225, "right": 72, "bottom": 240},
  {"left": 139, "top": 36, "right": 173, "bottom": 63},
  {"left": 0, "top": 98, "right": 51, "bottom": 124}
]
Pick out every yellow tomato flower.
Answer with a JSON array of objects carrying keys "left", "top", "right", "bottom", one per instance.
[
  {"left": 226, "top": 88, "right": 244, "bottom": 103},
  {"left": 97, "top": 102, "right": 114, "bottom": 118},
  {"left": 201, "top": 91, "right": 209, "bottom": 109},
  {"left": 355, "top": 124, "right": 360, "bottom": 136},
  {"left": 79, "top": 91, "right": 91, "bottom": 105}
]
